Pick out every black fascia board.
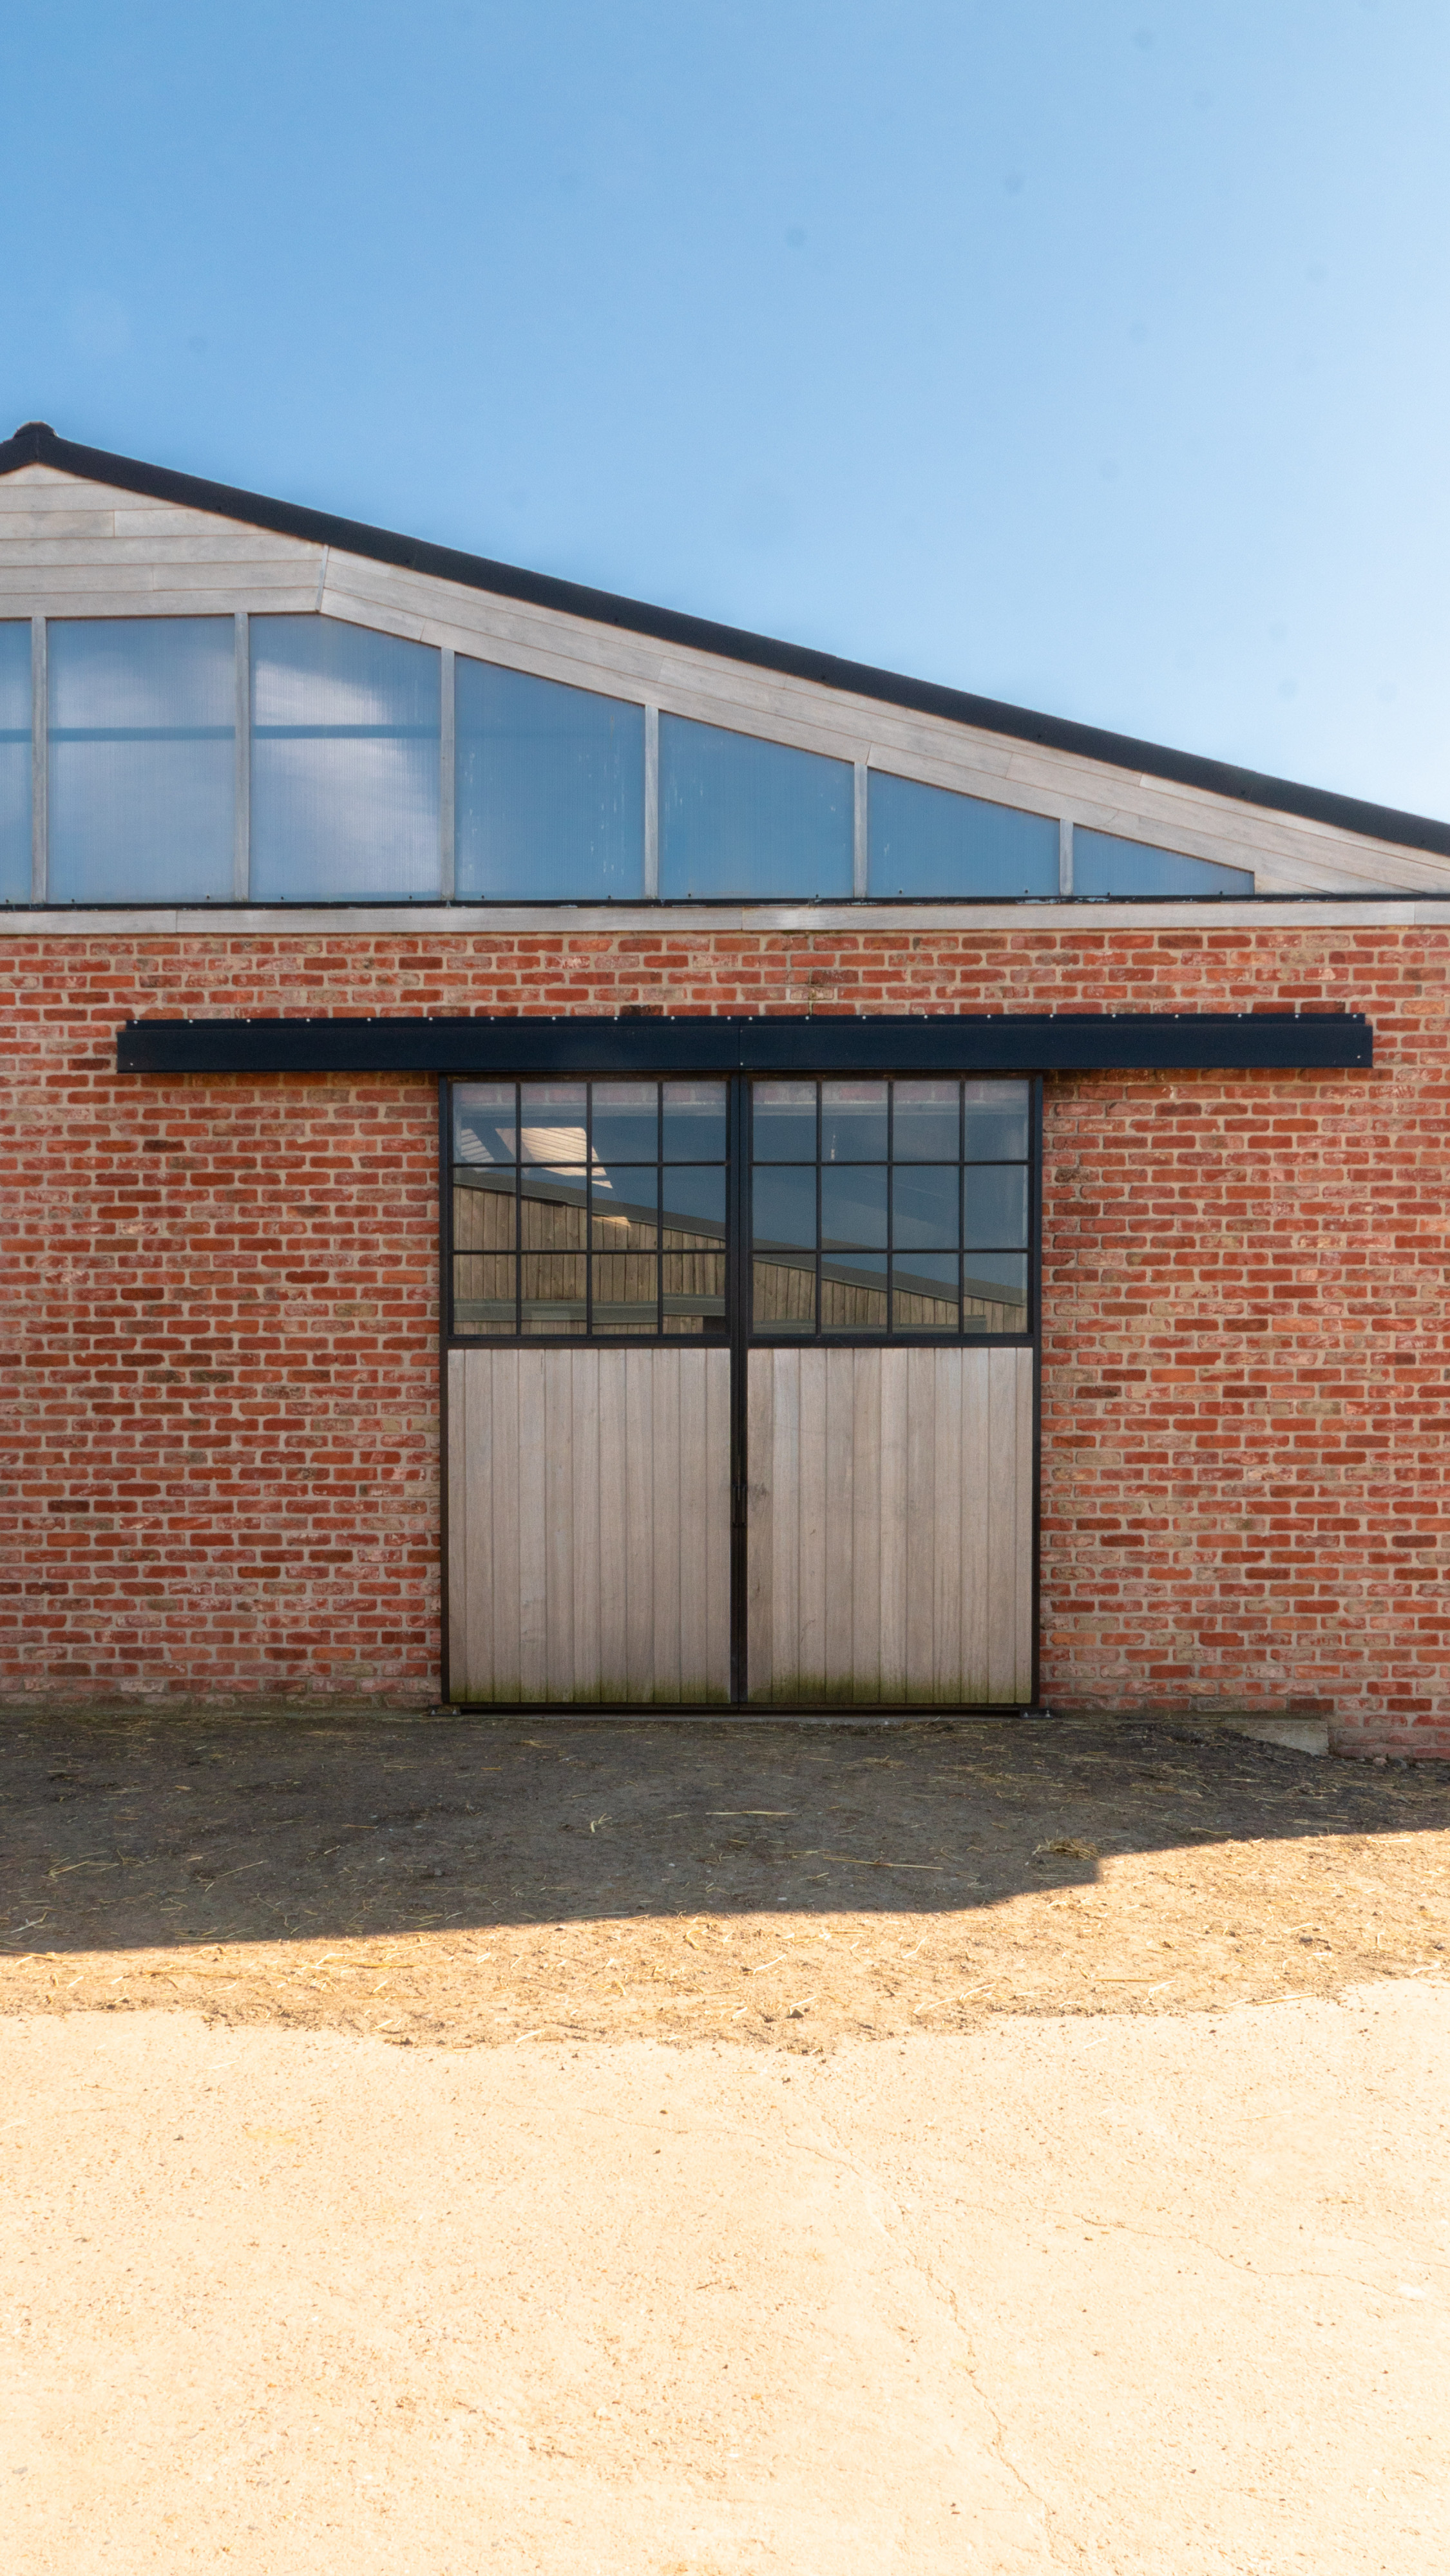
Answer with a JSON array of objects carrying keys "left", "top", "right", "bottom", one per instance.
[
  {"left": 117, "top": 1013, "right": 1373, "bottom": 1079},
  {"left": 5, "top": 420, "right": 1447, "bottom": 865}
]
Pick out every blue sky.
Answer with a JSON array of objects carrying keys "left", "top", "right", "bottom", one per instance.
[{"left": 3, "top": 2, "right": 1447, "bottom": 817}]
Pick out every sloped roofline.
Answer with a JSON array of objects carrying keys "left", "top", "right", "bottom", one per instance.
[{"left": 4, "top": 419, "right": 1446, "bottom": 860}]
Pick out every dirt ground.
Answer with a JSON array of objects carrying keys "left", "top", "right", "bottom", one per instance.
[{"left": 3, "top": 1708, "right": 1448, "bottom": 2041}]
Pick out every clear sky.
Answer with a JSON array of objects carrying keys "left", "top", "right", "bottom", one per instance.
[{"left": 3, "top": 2, "right": 1447, "bottom": 819}]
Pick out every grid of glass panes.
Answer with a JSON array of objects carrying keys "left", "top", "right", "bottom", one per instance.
[
  {"left": 451, "top": 1080, "right": 728, "bottom": 1338},
  {"left": 750, "top": 1078, "right": 1030, "bottom": 1337}
]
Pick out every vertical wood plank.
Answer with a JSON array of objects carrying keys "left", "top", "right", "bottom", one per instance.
[
  {"left": 746, "top": 1350, "right": 776, "bottom": 1701},
  {"left": 961, "top": 1349, "right": 991, "bottom": 1701},
  {"left": 931, "top": 1349, "right": 964, "bottom": 1703},
  {"left": 823, "top": 1350, "right": 855, "bottom": 1701},
  {"left": 651, "top": 1349, "right": 683, "bottom": 1700},
  {"left": 704, "top": 1349, "right": 732, "bottom": 1701},
  {"left": 770, "top": 1351, "right": 802, "bottom": 1702},
  {"left": 985, "top": 1350, "right": 1020, "bottom": 1703},
  {"left": 543, "top": 1354, "right": 575, "bottom": 1699},
  {"left": 446, "top": 1352, "right": 469, "bottom": 1698},
  {"left": 878, "top": 1349, "right": 909, "bottom": 1701},
  {"left": 597, "top": 1352, "right": 629, "bottom": 1700},
  {"left": 797, "top": 1347, "right": 828, "bottom": 1697},
  {"left": 676, "top": 1348, "right": 708, "bottom": 1697},
  {"left": 850, "top": 1349, "right": 882, "bottom": 1703},
  {"left": 572, "top": 1352, "right": 602, "bottom": 1700},
  {"left": 1014, "top": 1349, "right": 1035, "bottom": 1699},
  {"left": 624, "top": 1350, "right": 654, "bottom": 1696},
  {"left": 491, "top": 1350, "right": 524, "bottom": 1700}
]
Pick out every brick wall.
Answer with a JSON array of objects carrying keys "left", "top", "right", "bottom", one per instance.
[{"left": 2, "top": 922, "right": 1444, "bottom": 1752}]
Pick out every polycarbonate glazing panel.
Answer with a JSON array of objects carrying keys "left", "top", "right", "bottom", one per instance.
[
  {"left": 455, "top": 660, "right": 644, "bottom": 900},
  {"left": 250, "top": 616, "right": 440, "bottom": 901},
  {"left": 0, "top": 622, "right": 30, "bottom": 903},
  {"left": 868, "top": 770, "right": 1058, "bottom": 898},
  {"left": 659, "top": 714, "right": 852, "bottom": 899},
  {"left": 48, "top": 618, "right": 234, "bottom": 904},
  {"left": 1073, "top": 828, "right": 1254, "bottom": 898}
]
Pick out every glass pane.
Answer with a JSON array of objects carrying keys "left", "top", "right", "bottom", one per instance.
[
  {"left": 962, "top": 1254, "right": 1028, "bottom": 1331},
  {"left": 868, "top": 770, "right": 1058, "bottom": 898},
  {"left": 520, "top": 1172, "right": 589, "bottom": 1252},
  {"left": 452, "top": 1168, "right": 517, "bottom": 1251},
  {"left": 662, "top": 1080, "right": 727, "bottom": 1162},
  {"left": 964, "top": 1167, "right": 1029, "bottom": 1249},
  {"left": 0, "top": 623, "right": 32, "bottom": 903},
  {"left": 453, "top": 1255, "right": 517, "bottom": 1334},
  {"left": 519, "top": 1084, "right": 588, "bottom": 1162},
  {"left": 48, "top": 618, "right": 233, "bottom": 904},
  {"left": 754, "top": 1254, "right": 816, "bottom": 1332},
  {"left": 892, "top": 1165, "right": 959, "bottom": 1249},
  {"left": 455, "top": 661, "right": 644, "bottom": 900},
  {"left": 822, "top": 1252, "right": 888, "bottom": 1331},
  {"left": 591, "top": 1168, "right": 658, "bottom": 1247},
  {"left": 893, "top": 1079, "right": 959, "bottom": 1161},
  {"left": 660, "top": 715, "right": 852, "bottom": 899},
  {"left": 752, "top": 1166, "right": 816, "bottom": 1249},
  {"left": 590, "top": 1081, "right": 658, "bottom": 1162},
  {"left": 821, "top": 1166, "right": 888, "bottom": 1249},
  {"left": 962, "top": 1081, "right": 1030, "bottom": 1161},
  {"left": 821, "top": 1080, "right": 888, "bottom": 1162},
  {"left": 1074, "top": 829, "right": 1252, "bottom": 898},
  {"left": 752, "top": 1081, "right": 816, "bottom": 1160},
  {"left": 591, "top": 1253, "right": 659, "bottom": 1333},
  {"left": 892, "top": 1253, "right": 960, "bottom": 1333},
  {"left": 663, "top": 1251, "right": 726, "bottom": 1334},
  {"left": 453, "top": 1081, "right": 517, "bottom": 1166},
  {"left": 520, "top": 1253, "right": 586, "bottom": 1332},
  {"left": 660, "top": 1166, "right": 727, "bottom": 1238},
  {"left": 251, "top": 616, "right": 439, "bottom": 901}
]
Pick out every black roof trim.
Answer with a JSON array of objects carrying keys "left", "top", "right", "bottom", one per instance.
[
  {"left": 117, "top": 1011, "right": 1372, "bottom": 1079},
  {"left": 6, "top": 420, "right": 1446, "bottom": 862}
]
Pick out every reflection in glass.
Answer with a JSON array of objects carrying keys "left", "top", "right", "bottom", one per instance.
[
  {"left": 752, "top": 1081, "right": 816, "bottom": 1160},
  {"left": 49, "top": 618, "right": 233, "bottom": 904},
  {"left": 662, "top": 1080, "right": 727, "bottom": 1162},
  {"left": 519, "top": 1084, "right": 588, "bottom": 1162},
  {"left": 893, "top": 1080, "right": 959, "bottom": 1161},
  {"left": 520, "top": 1254, "right": 586, "bottom": 1333},
  {"left": 592, "top": 1254, "right": 658, "bottom": 1334},
  {"left": 590, "top": 1081, "right": 657, "bottom": 1162},
  {"left": 962, "top": 1079, "right": 1031, "bottom": 1161},
  {"left": 453, "top": 1081, "right": 517, "bottom": 1166},
  {"left": 520, "top": 1171, "right": 589, "bottom": 1252},
  {"left": 820, "top": 1166, "right": 888, "bottom": 1248},
  {"left": 455, "top": 661, "right": 643, "bottom": 900},
  {"left": 0, "top": 623, "right": 32, "bottom": 902},
  {"left": 664, "top": 1251, "right": 726, "bottom": 1334},
  {"left": 962, "top": 1255, "right": 1028, "bottom": 1330},
  {"left": 591, "top": 1169, "right": 658, "bottom": 1246},
  {"left": 892, "top": 1254, "right": 960, "bottom": 1332},
  {"left": 892, "top": 1165, "right": 959, "bottom": 1249},
  {"left": 453, "top": 1167, "right": 517, "bottom": 1252},
  {"left": 821, "top": 1081, "right": 888, "bottom": 1162},
  {"left": 251, "top": 616, "right": 439, "bottom": 901},
  {"left": 754, "top": 1255, "right": 816, "bottom": 1333},
  {"left": 660, "top": 1166, "right": 727, "bottom": 1236},
  {"left": 868, "top": 770, "right": 1058, "bottom": 898},
  {"left": 752, "top": 1166, "right": 817, "bottom": 1250},
  {"left": 822, "top": 1251, "right": 888, "bottom": 1331},
  {"left": 660, "top": 715, "right": 853, "bottom": 899},
  {"left": 453, "top": 1255, "right": 517, "bottom": 1334},
  {"left": 964, "top": 1166, "right": 1028, "bottom": 1250},
  {"left": 1074, "top": 828, "right": 1253, "bottom": 899}
]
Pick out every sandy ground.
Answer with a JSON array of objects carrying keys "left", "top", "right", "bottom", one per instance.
[
  {"left": 5, "top": 1710, "right": 1450, "bottom": 2570},
  {"left": 5, "top": 1989, "right": 1449, "bottom": 2575}
]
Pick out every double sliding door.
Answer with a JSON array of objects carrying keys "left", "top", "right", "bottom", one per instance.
[{"left": 444, "top": 1070, "right": 1038, "bottom": 1708}]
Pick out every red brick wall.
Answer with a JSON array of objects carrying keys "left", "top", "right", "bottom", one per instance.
[{"left": 2, "top": 922, "right": 1444, "bottom": 1752}]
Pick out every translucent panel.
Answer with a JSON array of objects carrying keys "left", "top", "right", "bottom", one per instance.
[
  {"left": 963, "top": 1081, "right": 1030, "bottom": 1161},
  {"left": 454, "top": 1255, "right": 517, "bottom": 1334},
  {"left": 662, "top": 1081, "right": 727, "bottom": 1162},
  {"left": 868, "top": 771, "right": 1058, "bottom": 898},
  {"left": 752, "top": 1081, "right": 816, "bottom": 1160},
  {"left": 660, "top": 715, "right": 852, "bottom": 900},
  {"left": 822, "top": 1253, "right": 888, "bottom": 1331},
  {"left": 663, "top": 1251, "right": 726, "bottom": 1334},
  {"left": 452, "top": 1168, "right": 517, "bottom": 1252},
  {"left": 753, "top": 1167, "right": 817, "bottom": 1249},
  {"left": 592, "top": 1254, "right": 658, "bottom": 1332},
  {"left": 591, "top": 1170, "right": 658, "bottom": 1247},
  {"left": 892, "top": 1166, "right": 959, "bottom": 1249},
  {"left": 521, "top": 1254, "right": 586, "bottom": 1332},
  {"left": 821, "top": 1080, "right": 888, "bottom": 1162},
  {"left": 590, "top": 1081, "right": 658, "bottom": 1162},
  {"left": 661, "top": 1167, "right": 727, "bottom": 1237},
  {"left": 455, "top": 660, "right": 644, "bottom": 900},
  {"left": 0, "top": 623, "right": 31, "bottom": 903},
  {"left": 251, "top": 616, "right": 439, "bottom": 901},
  {"left": 892, "top": 1080, "right": 959, "bottom": 1160},
  {"left": 964, "top": 1167, "right": 1029, "bottom": 1250},
  {"left": 519, "top": 1084, "right": 588, "bottom": 1162},
  {"left": 962, "top": 1255, "right": 1028, "bottom": 1330},
  {"left": 754, "top": 1255, "right": 816, "bottom": 1333},
  {"left": 453, "top": 1081, "right": 517, "bottom": 1166},
  {"left": 48, "top": 618, "right": 233, "bottom": 904},
  {"left": 821, "top": 1166, "right": 888, "bottom": 1249},
  {"left": 892, "top": 1254, "right": 960, "bottom": 1333},
  {"left": 1073, "top": 829, "right": 1253, "bottom": 898}
]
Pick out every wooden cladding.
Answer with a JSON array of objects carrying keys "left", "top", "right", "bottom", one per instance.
[
  {"left": 745, "top": 1345, "right": 1033, "bottom": 1706},
  {"left": 446, "top": 1346, "right": 731, "bottom": 1704}
]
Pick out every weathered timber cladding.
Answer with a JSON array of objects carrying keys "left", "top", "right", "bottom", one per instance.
[
  {"left": 446, "top": 1346, "right": 730, "bottom": 1703},
  {"left": 3, "top": 917, "right": 1447, "bottom": 1752},
  {"left": 745, "top": 1345, "right": 1033, "bottom": 1705}
]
